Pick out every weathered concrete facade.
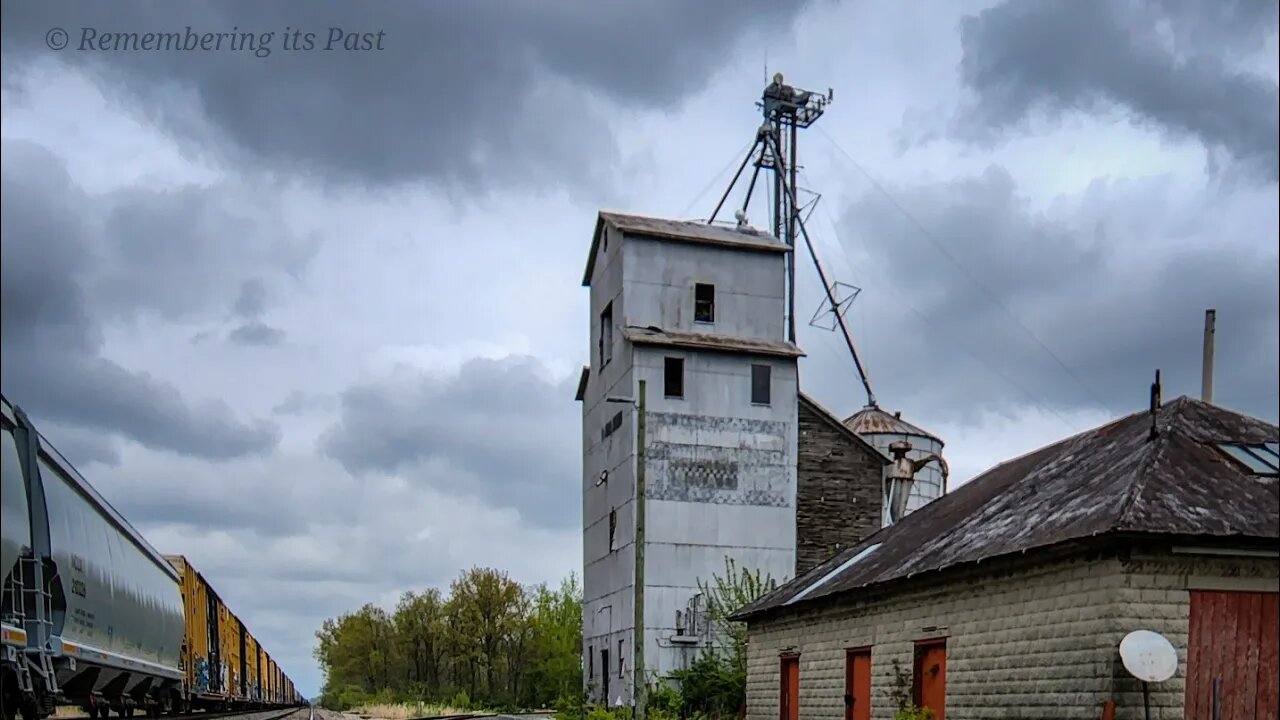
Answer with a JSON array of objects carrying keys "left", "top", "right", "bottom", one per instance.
[
  {"left": 745, "top": 545, "right": 1280, "bottom": 720},
  {"left": 794, "top": 395, "right": 885, "bottom": 576},
  {"left": 580, "top": 214, "right": 800, "bottom": 705}
]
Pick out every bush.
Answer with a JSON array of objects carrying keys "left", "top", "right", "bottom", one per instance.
[
  {"left": 669, "top": 653, "right": 743, "bottom": 719},
  {"left": 448, "top": 690, "right": 472, "bottom": 711}
]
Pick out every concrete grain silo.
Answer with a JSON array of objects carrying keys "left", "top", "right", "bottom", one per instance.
[{"left": 844, "top": 406, "right": 947, "bottom": 525}]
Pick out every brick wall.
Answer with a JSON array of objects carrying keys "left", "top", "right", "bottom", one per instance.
[
  {"left": 795, "top": 396, "right": 884, "bottom": 576},
  {"left": 745, "top": 545, "right": 1279, "bottom": 720}
]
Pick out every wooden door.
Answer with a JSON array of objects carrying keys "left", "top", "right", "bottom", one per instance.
[
  {"left": 780, "top": 655, "right": 800, "bottom": 720},
  {"left": 1186, "top": 590, "right": 1279, "bottom": 719},
  {"left": 845, "top": 649, "right": 872, "bottom": 720},
  {"left": 914, "top": 640, "right": 946, "bottom": 720}
]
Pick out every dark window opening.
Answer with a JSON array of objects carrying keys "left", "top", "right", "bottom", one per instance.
[
  {"left": 588, "top": 645, "right": 594, "bottom": 678},
  {"left": 664, "top": 357, "right": 684, "bottom": 398},
  {"left": 752, "top": 364, "right": 771, "bottom": 405},
  {"left": 601, "top": 648, "right": 611, "bottom": 701},
  {"left": 602, "top": 411, "right": 624, "bottom": 441},
  {"left": 608, "top": 508, "right": 617, "bottom": 551},
  {"left": 695, "top": 283, "right": 715, "bottom": 323},
  {"left": 600, "top": 302, "right": 614, "bottom": 367},
  {"left": 618, "top": 639, "right": 625, "bottom": 678}
]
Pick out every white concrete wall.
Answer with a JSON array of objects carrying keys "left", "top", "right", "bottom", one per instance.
[
  {"left": 634, "top": 346, "right": 798, "bottom": 680},
  {"left": 622, "top": 237, "right": 787, "bottom": 341},
  {"left": 583, "top": 222, "right": 638, "bottom": 705},
  {"left": 583, "top": 224, "right": 798, "bottom": 704}
]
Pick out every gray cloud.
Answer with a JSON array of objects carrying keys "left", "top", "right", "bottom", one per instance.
[
  {"left": 1, "top": 139, "right": 282, "bottom": 459},
  {"left": 1, "top": 0, "right": 811, "bottom": 193},
  {"left": 820, "top": 164, "right": 1279, "bottom": 425},
  {"left": 233, "top": 279, "right": 269, "bottom": 318},
  {"left": 229, "top": 320, "right": 286, "bottom": 347},
  {"left": 321, "top": 356, "right": 580, "bottom": 529},
  {"left": 951, "top": 0, "right": 1279, "bottom": 181}
]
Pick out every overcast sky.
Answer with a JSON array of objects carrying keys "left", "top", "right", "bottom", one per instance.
[{"left": 2, "top": 0, "right": 1277, "bottom": 699}]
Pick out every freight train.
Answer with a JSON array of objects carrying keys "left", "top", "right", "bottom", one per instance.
[{"left": 1, "top": 395, "right": 304, "bottom": 720}]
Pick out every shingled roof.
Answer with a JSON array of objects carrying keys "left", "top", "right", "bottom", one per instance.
[{"left": 732, "top": 395, "right": 1280, "bottom": 620}]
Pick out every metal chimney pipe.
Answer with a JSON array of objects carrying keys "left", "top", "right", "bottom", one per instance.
[{"left": 1202, "top": 309, "right": 1216, "bottom": 403}]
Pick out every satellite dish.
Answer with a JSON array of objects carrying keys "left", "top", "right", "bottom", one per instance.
[{"left": 1119, "top": 629, "right": 1177, "bottom": 683}]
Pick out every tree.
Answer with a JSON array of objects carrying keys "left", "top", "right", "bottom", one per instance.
[
  {"left": 314, "top": 568, "right": 583, "bottom": 711},
  {"left": 668, "top": 557, "right": 777, "bottom": 719}
]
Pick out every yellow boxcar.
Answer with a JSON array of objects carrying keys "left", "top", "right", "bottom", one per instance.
[
  {"left": 244, "top": 631, "right": 261, "bottom": 704},
  {"left": 166, "top": 555, "right": 233, "bottom": 710},
  {"left": 220, "top": 608, "right": 244, "bottom": 704}
]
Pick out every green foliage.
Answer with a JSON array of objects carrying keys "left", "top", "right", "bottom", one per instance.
[
  {"left": 697, "top": 557, "right": 778, "bottom": 673},
  {"left": 654, "top": 556, "right": 777, "bottom": 720},
  {"left": 669, "top": 653, "right": 743, "bottom": 719},
  {"left": 886, "top": 658, "right": 932, "bottom": 720},
  {"left": 315, "top": 568, "right": 583, "bottom": 711}
]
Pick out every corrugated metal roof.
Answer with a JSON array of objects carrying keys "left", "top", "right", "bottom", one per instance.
[
  {"left": 843, "top": 405, "right": 940, "bottom": 441},
  {"left": 733, "top": 396, "right": 1280, "bottom": 621},
  {"left": 623, "top": 325, "right": 804, "bottom": 358},
  {"left": 582, "top": 210, "right": 790, "bottom": 286}
]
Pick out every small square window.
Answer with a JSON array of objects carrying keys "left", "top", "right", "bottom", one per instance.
[
  {"left": 694, "top": 283, "right": 715, "bottom": 323},
  {"left": 751, "top": 364, "right": 771, "bottom": 405},
  {"left": 664, "top": 357, "right": 684, "bottom": 398}
]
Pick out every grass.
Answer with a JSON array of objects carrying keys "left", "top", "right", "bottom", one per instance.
[{"left": 349, "top": 702, "right": 472, "bottom": 719}]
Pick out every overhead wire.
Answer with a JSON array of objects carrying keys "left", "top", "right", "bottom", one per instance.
[
  {"left": 795, "top": 167, "right": 1082, "bottom": 432},
  {"left": 678, "top": 138, "right": 757, "bottom": 219},
  {"left": 814, "top": 126, "right": 1109, "bottom": 412}
]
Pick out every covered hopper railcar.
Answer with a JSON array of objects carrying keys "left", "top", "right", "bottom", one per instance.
[
  {"left": 2, "top": 395, "right": 303, "bottom": 720},
  {"left": 1, "top": 396, "right": 185, "bottom": 720}
]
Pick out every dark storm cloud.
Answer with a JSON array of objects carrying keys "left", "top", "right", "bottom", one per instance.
[
  {"left": 953, "top": 0, "right": 1279, "bottom": 181},
  {"left": 830, "top": 165, "right": 1279, "bottom": 424},
  {"left": 321, "top": 356, "right": 580, "bottom": 528},
  {"left": 1, "top": 0, "right": 810, "bottom": 192},
  {"left": 1, "top": 139, "right": 282, "bottom": 459}
]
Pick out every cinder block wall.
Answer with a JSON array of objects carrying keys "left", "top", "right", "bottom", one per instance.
[
  {"left": 1108, "top": 551, "right": 1280, "bottom": 720},
  {"left": 745, "top": 546, "right": 1280, "bottom": 720},
  {"left": 746, "top": 552, "right": 1124, "bottom": 720},
  {"left": 794, "top": 398, "right": 883, "bottom": 576}
]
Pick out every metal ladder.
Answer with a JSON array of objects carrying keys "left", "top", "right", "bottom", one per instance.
[{"left": 19, "top": 554, "right": 60, "bottom": 702}]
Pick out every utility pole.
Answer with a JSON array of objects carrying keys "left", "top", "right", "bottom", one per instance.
[{"left": 633, "top": 379, "right": 647, "bottom": 720}]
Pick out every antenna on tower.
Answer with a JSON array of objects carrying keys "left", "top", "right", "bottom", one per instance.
[{"left": 707, "top": 73, "right": 877, "bottom": 407}]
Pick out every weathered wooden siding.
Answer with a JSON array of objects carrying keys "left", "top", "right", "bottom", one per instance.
[{"left": 795, "top": 396, "right": 884, "bottom": 576}]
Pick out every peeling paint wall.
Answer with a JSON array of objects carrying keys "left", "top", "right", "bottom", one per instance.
[{"left": 582, "top": 225, "right": 798, "bottom": 704}]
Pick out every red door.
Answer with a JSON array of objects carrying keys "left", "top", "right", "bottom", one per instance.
[
  {"left": 914, "top": 640, "right": 946, "bottom": 720},
  {"left": 1186, "top": 590, "right": 1279, "bottom": 719},
  {"left": 780, "top": 656, "right": 799, "bottom": 720},
  {"left": 845, "top": 649, "right": 871, "bottom": 720}
]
